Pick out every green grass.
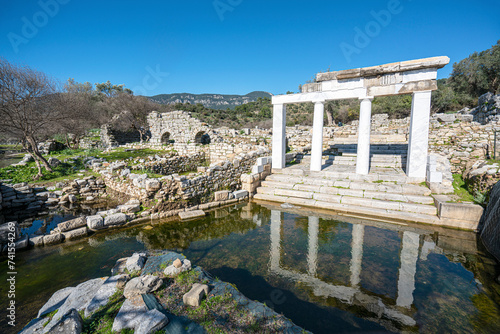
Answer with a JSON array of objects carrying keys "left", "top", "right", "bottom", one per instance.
[
  {"left": 0, "top": 159, "right": 89, "bottom": 184},
  {"left": 452, "top": 174, "right": 474, "bottom": 202}
]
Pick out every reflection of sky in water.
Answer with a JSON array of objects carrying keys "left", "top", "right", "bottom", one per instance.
[{"left": 2, "top": 203, "right": 500, "bottom": 334}]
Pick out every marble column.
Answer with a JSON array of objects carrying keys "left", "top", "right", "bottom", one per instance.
[
  {"left": 350, "top": 224, "right": 365, "bottom": 287},
  {"left": 396, "top": 231, "right": 420, "bottom": 308},
  {"left": 356, "top": 98, "right": 373, "bottom": 175},
  {"left": 406, "top": 91, "right": 432, "bottom": 178},
  {"left": 270, "top": 210, "right": 282, "bottom": 271},
  {"left": 272, "top": 104, "right": 287, "bottom": 169},
  {"left": 307, "top": 216, "right": 319, "bottom": 276},
  {"left": 311, "top": 101, "right": 325, "bottom": 171}
]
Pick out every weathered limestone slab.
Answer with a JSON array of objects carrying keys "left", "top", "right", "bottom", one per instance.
[
  {"left": 57, "top": 217, "right": 86, "bottom": 232},
  {"left": 38, "top": 287, "right": 75, "bottom": 318},
  {"left": 29, "top": 234, "right": 44, "bottom": 247},
  {"left": 179, "top": 210, "right": 205, "bottom": 220},
  {"left": 44, "top": 277, "right": 107, "bottom": 330},
  {"left": 112, "top": 298, "right": 168, "bottom": 334},
  {"left": 85, "top": 275, "right": 128, "bottom": 317}
]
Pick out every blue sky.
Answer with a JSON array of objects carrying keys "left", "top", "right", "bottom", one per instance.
[{"left": 0, "top": 0, "right": 499, "bottom": 96}]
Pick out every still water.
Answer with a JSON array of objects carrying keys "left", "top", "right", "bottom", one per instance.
[{"left": 1, "top": 202, "right": 499, "bottom": 333}]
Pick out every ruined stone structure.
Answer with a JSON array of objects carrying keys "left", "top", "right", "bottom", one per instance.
[
  {"left": 148, "top": 111, "right": 216, "bottom": 146},
  {"left": 272, "top": 56, "right": 450, "bottom": 179}
]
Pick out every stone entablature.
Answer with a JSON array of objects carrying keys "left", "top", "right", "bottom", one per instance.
[
  {"left": 303, "top": 56, "right": 449, "bottom": 97},
  {"left": 148, "top": 111, "right": 216, "bottom": 146}
]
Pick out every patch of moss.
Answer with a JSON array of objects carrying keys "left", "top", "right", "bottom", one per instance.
[{"left": 452, "top": 174, "right": 474, "bottom": 202}]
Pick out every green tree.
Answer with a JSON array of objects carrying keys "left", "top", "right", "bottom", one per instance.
[{"left": 449, "top": 40, "right": 500, "bottom": 96}]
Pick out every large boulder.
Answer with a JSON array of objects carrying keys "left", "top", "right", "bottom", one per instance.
[
  {"left": 125, "top": 253, "right": 147, "bottom": 273},
  {"left": 112, "top": 298, "right": 168, "bottom": 334},
  {"left": 38, "top": 287, "right": 75, "bottom": 318},
  {"left": 480, "top": 181, "right": 500, "bottom": 262}
]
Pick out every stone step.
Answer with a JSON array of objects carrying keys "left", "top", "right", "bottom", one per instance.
[
  {"left": 271, "top": 168, "right": 417, "bottom": 185},
  {"left": 253, "top": 193, "right": 439, "bottom": 223},
  {"left": 265, "top": 174, "right": 430, "bottom": 196},
  {"left": 260, "top": 180, "right": 433, "bottom": 204},
  {"left": 339, "top": 149, "right": 408, "bottom": 155}
]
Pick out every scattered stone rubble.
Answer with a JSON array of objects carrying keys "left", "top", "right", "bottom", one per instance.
[{"left": 20, "top": 251, "right": 310, "bottom": 334}]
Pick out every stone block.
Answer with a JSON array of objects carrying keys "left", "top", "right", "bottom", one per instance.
[
  {"left": 104, "top": 213, "right": 128, "bottom": 226},
  {"left": 434, "top": 195, "right": 484, "bottom": 222},
  {"left": 183, "top": 283, "right": 210, "bottom": 307},
  {"left": 86, "top": 215, "right": 105, "bottom": 230},
  {"left": 179, "top": 210, "right": 205, "bottom": 220},
  {"left": 38, "top": 286, "right": 75, "bottom": 318},
  {"left": 233, "top": 190, "right": 249, "bottom": 199},
  {"left": 57, "top": 217, "right": 87, "bottom": 232},
  {"left": 256, "top": 157, "right": 268, "bottom": 165},
  {"left": 43, "top": 233, "right": 63, "bottom": 245},
  {"left": 62, "top": 226, "right": 88, "bottom": 241},
  {"left": 214, "top": 190, "right": 231, "bottom": 202},
  {"left": 252, "top": 165, "right": 263, "bottom": 174},
  {"left": 29, "top": 234, "right": 44, "bottom": 247}
]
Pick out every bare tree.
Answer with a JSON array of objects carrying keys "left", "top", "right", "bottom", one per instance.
[
  {"left": 55, "top": 79, "right": 99, "bottom": 148},
  {"left": 0, "top": 58, "right": 62, "bottom": 179},
  {"left": 101, "top": 93, "right": 157, "bottom": 142}
]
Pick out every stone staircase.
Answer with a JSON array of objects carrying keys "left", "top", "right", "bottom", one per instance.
[{"left": 254, "top": 148, "right": 443, "bottom": 225}]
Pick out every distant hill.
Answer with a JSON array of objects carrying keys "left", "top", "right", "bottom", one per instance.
[{"left": 148, "top": 91, "right": 272, "bottom": 110}]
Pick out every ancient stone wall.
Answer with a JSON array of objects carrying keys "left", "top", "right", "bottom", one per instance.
[
  {"left": 132, "top": 153, "right": 206, "bottom": 176},
  {"left": 148, "top": 111, "right": 216, "bottom": 145}
]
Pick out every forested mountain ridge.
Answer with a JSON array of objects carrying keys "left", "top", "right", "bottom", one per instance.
[{"left": 148, "top": 91, "right": 272, "bottom": 110}]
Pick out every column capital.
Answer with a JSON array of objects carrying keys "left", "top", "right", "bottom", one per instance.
[
  {"left": 359, "top": 96, "right": 374, "bottom": 102},
  {"left": 312, "top": 100, "right": 325, "bottom": 105}
]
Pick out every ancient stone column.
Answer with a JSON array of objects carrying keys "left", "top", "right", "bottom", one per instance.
[
  {"left": 270, "top": 210, "right": 282, "bottom": 271},
  {"left": 356, "top": 97, "right": 373, "bottom": 175},
  {"left": 307, "top": 216, "right": 319, "bottom": 276},
  {"left": 311, "top": 101, "right": 325, "bottom": 171},
  {"left": 396, "top": 231, "right": 420, "bottom": 308},
  {"left": 350, "top": 224, "right": 365, "bottom": 287},
  {"left": 406, "top": 91, "right": 432, "bottom": 178},
  {"left": 272, "top": 104, "right": 287, "bottom": 169}
]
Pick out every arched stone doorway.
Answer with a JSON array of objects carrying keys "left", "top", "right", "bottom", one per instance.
[
  {"left": 194, "top": 131, "right": 211, "bottom": 145},
  {"left": 161, "top": 132, "right": 173, "bottom": 145}
]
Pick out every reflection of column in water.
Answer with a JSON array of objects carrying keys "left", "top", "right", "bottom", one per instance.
[
  {"left": 396, "top": 231, "right": 420, "bottom": 308},
  {"left": 253, "top": 214, "right": 262, "bottom": 227},
  {"left": 350, "top": 224, "right": 365, "bottom": 287},
  {"left": 307, "top": 217, "right": 319, "bottom": 276},
  {"left": 419, "top": 238, "right": 436, "bottom": 261},
  {"left": 270, "top": 210, "right": 281, "bottom": 271}
]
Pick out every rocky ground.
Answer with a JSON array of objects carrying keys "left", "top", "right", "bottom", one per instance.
[{"left": 19, "top": 251, "right": 309, "bottom": 334}]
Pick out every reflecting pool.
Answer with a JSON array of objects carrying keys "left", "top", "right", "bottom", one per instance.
[{"left": 1, "top": 202, "right": 499, "bottom": 333}]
